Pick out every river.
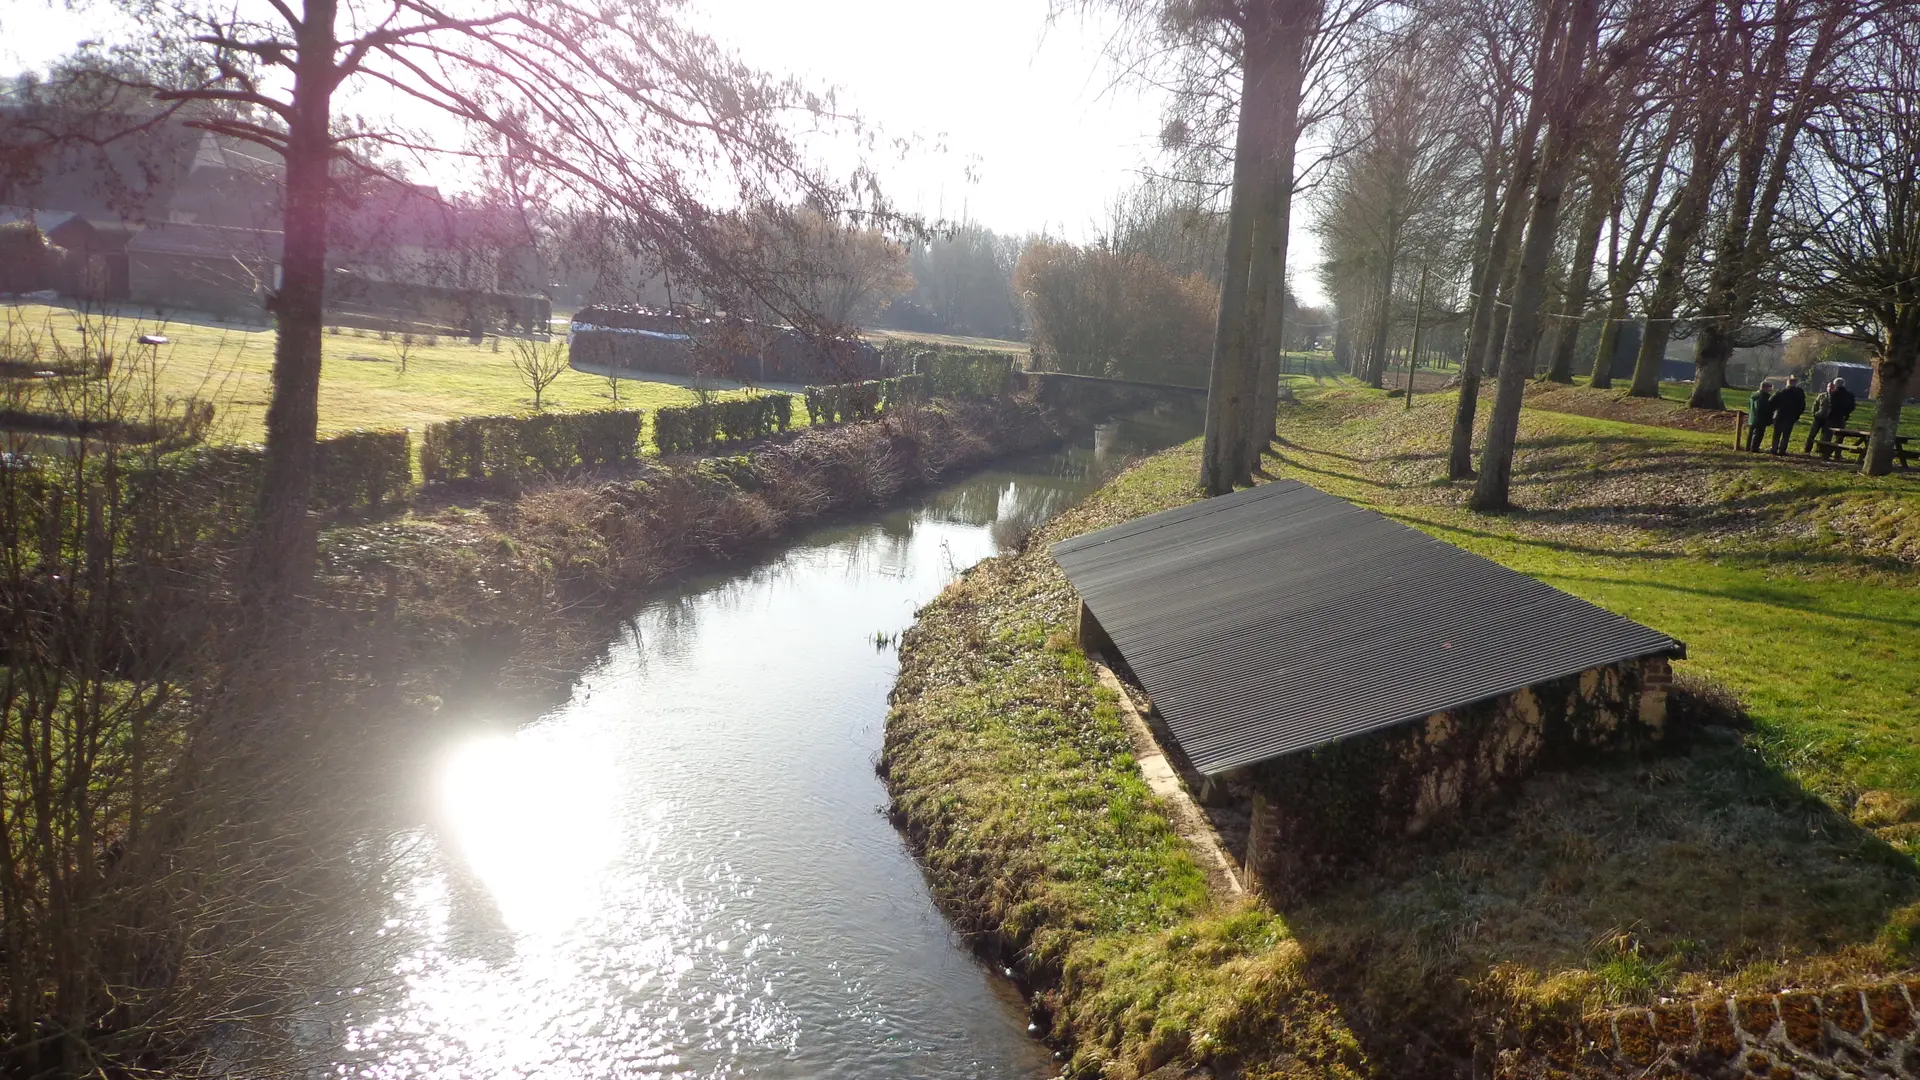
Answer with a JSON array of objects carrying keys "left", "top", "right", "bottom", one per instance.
[{"left": 326, "top": 404, "right": 1200, "bottom": 1080}]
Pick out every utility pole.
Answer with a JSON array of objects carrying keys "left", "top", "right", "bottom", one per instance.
[{"left": 1405, "top": 263, "right": 1429, "bottom": 410}]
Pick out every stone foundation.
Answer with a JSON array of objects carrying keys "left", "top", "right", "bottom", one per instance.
[
  {"left": 1497, "top": 977, "right": 1920, "bottom": 1079},
  {"left": 1243, "top": 656, "right": 1674, "bottom": 901}
]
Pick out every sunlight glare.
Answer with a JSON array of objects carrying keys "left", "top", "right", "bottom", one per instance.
[{"left": 436, "top": 731, "right": 620, "bottom": 936}]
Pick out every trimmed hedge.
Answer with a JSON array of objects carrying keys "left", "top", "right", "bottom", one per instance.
[
  {"left": 420, "top": 410, "right": 642, "bottom": 481},
  {"left": 876, "top": 341, "right": 1020, "bottom": 399},
  {"left": 803, "top": 381, "right": 883, "bottom": 426},
  {"left": 166, "top": 429, "right": 411, "bottom": 512},
  {"left": 803, "top": 348, "right": 1017, "bottom": 427},
  {"left": 313, "top": 429, "right": 413, "bottom": 508},
  {"left": 652, "top": 395, "right": 794, "bottom": 455},
  {"left": 919, "top": 350, "right": 1017, "bottom": 398}
]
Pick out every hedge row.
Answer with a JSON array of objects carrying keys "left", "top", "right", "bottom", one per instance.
[
  {"left": 420, "top": 410, "right": 642, "bottom": 481},
  {"left": 876, "top": 342, "right": 1020, "bottom": 398},
  {"left": 653, "top": 395, "right": 794, "bottom": 455},
  {"left": 143, "top": 429, "right": 412, "bottom": 513},
  {"left": 917, "top": 350, "right": 1018, "bottom": 399},
  {"left": 313, "top": 429, "right": 413, "bottom": 508},
  {"left": 803, "top": 381, "right": 883, "bottom": 426},
  {"left": 803, "top": 348, "right": 1018, "bottom": 427}
]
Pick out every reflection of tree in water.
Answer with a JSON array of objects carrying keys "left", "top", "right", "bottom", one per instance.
[
  {"left": 615, "top": 527, "right": 927, "bottom": 672},
  {"left": 922, "top": 479, "right": 1007, "bottom": 527}
]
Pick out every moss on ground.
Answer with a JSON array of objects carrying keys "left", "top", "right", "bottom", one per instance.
[{"left": 884, "top": 385, "right": 1920, "bottom": 1078}]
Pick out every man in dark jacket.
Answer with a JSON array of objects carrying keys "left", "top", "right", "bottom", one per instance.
[
  {"left": 1770, "top": 375, "right": 1806, "bottom": 454},
  {"left": 1747, "top": 381, "right": 1775, "bottom": 452},
  {"left": 1831, "top": 377, "right": 1858, "bottom": 428}
]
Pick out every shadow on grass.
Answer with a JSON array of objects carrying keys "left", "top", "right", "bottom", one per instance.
[
  {"left": 1546, "top": 571, "right": 1920, "bottom": 630},
  {"left": 1268, "top": 740, "right": 1920, "bottom": 1077},
  {"left": 1383, "top": 511, "right": 1691, "bottom": 563}
]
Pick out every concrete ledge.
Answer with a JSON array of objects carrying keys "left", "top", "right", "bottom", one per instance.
[{"left": 1091, "top": 655, "right": 1245, "bottom": 900}]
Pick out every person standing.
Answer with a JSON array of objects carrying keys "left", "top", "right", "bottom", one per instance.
[
  {"left": 1830, "top": 376, "right": 1858, "bottom": 430},
  {"left": 1747, "top": 381, "right": 1776, "bottom": 452},
  {"left": 1804, "top": 380, "right": 1836, "bottom": 455},
  {"left": 1770, "top": 375, "right": 1807, "bottom": 455}
]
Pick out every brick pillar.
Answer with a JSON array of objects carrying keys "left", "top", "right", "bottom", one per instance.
[
  {"left": 1244, "top": 793, "right": 1278, "bottom": 900},
  {"left": 1640, "top": 657, "right": 1673, "bottom": 736}
]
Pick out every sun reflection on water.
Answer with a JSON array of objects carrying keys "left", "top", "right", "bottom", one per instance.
[
  {"left": 325, "top": 411, "right": 1206, "bottom": 1077},
  {"left": 437, "top": 732, "right": 620, "bottom": 936}
]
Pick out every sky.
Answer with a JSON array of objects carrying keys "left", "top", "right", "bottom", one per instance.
[{"left": 0, "top": 0, "right": 1326, "bottom": 301}]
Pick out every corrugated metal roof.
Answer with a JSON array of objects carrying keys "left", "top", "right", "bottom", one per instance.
[{"left": 1050, "top": 481, "right": 1684, "bottom": 776}]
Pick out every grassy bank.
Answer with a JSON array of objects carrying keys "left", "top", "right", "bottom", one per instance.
[{"left": 883, "top": 384, "right": 1920, "bottom": 1078}]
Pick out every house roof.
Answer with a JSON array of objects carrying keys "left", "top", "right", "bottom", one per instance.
[
  {"left": 0, "top": 206, "right": 84, "bottom": 235},
  {"left": 1049, "top": 481, "right": 1684, "bottom": 776},
  {"left": 126, "top": 222, "right": 282, "bottom": 260}
]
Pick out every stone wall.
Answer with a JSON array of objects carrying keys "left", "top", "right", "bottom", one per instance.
[
  {"left": 1499, "top": 978, "right": 1920, "bottom": 1079},
  {"left": 1243, "top": 656, "right": 1674, "bottom": 900}
]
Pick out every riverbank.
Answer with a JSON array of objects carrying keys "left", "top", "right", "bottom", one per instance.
[
  {"left": 0, "top": 379, "right": 1130, "bottom": 1072},
  {"left": 883, "top": 387, "right": 1920, "bottom": 1078},
  {"left": 323, "top": 393, "right": 1093, "bottom": 709}
]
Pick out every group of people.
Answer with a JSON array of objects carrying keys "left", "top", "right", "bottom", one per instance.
[{"left": 1746, "top": 374, "right": 1858, "bottom": 457}]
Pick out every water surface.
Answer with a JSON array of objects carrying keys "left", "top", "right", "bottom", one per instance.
[{"left": 335, "top": 405, "right": 1200, "bottom": 1079}]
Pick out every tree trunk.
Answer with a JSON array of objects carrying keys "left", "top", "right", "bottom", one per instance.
[
  {"left": 1589, "top": 289, "right": 1626, "bottom": 389},
  {"left": 1689, "top": 322, "right": 1734, "bottom": 408},
  {"left": 1865, "top": 339, "right": 1915, "bottom": 476},
  {"left": 1449, "top": 121, "right": 1541, "bottom": 479},
  {"left": 1241, "top": 21, "right": 1304, "bottom": 476},
  {"left": 1364, "top": 225, "right": 1399, "bottom": 389},
  {"left": 1545, "top": 182, "right": 1606, "bottom": 383},
  {"left": 252, "top": 0, "right": 339, "bottom": 600},
  {"left": 1630, "top": 115, "right": 1722, "bottom": 398},
  {"left": 1472, "top": 0, "right": 1597, "bottom": 511},
  {"left": 1200, "top": 50, "right": 1265, "bottom": 496}
]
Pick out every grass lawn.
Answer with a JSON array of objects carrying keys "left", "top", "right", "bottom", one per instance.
[
  {"left": 1278, "top": 386, "right": 1920, "bottom": 802},
  {"left": 860, "top": 327, "right": 1030, "bottom": 355},
  {"left": 1, "top": 301, "right": 766, "bottom": 444},
  {"left": 886, "top": 380, "right": 1920, "bottom": 1078},
  {"left": 1629, "top": 376, "right": 1920, "bottom": 438}
]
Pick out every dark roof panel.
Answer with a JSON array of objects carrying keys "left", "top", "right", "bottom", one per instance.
[{"left": 1050, "top": 481, "right": 1683, "bottom": 775}]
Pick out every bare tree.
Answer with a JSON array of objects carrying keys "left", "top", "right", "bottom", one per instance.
[
  {"left": 509, "top": 334, "right": 571, "bottom": 410},
  {"left": 1449, "top": 0, "right": 1548, "bottom": 480},
  {"left": 1588, "top": 94, "right": 1682, "bottom": 389},
  {"left": 1314, "top": 32, "right": 1473, "bottom": 389},
  {"left": 1068, "top": 0, "right": 1390, "bottom": 493},
  {"left": 1625, "top": 7, "right": 1739, "bottom": 397},
  {"left": 720, "top": 205, "right": 915, "bottom": 331},
  {"left": 1780, "top": 11, "right": 1920, "bottom": 475},
  {"left": 1471, "top": 0, "right": 1602, "bottom": 510},
  {"left": 1685, "top": 0, "right": 1854, "bottom": 408},
  {"left": 110, "top": 0, "right": 862, "bottom": 601}
]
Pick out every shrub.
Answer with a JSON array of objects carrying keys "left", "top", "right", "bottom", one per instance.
[
  {"left": 127, "top": 428, "right": 412, "bottom": 522},
  {"left": 919, "top": 350, "right": 1015, "bottom": 398},
  {"left": 314, "top": 429, "right": 413, "bottom": 507},
  {"left": 652, "top": 395, "right": 795, "bottom": 455},
  {"left": 421, "top": 410, "right": 642, "bottom": 481},
  {"left": 877, "top": 341, "right": 1019, "bottom": 398}
]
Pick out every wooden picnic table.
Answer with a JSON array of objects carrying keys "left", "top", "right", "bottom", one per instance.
[{"left": 1816, "top": 427, "right": 1914, "bottom": 468}]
